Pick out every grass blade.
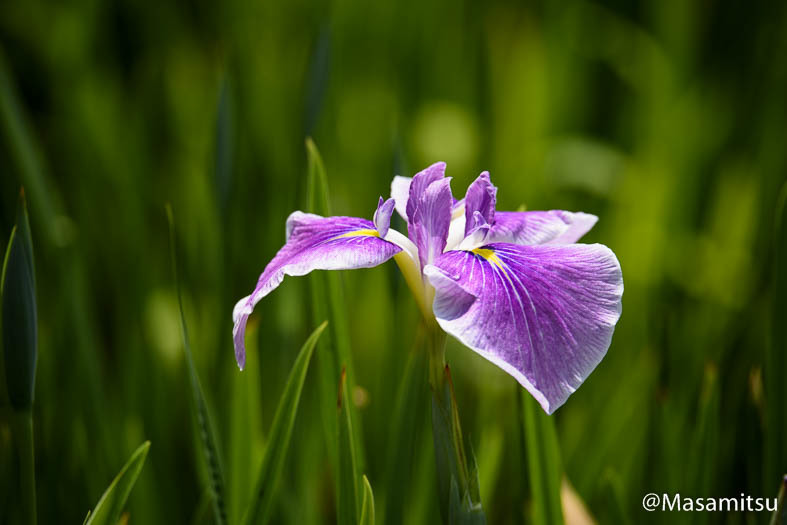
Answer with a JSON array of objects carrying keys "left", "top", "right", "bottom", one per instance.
[
  {"left": 84, "top": 441, "right": 150, "bottom": 525},
  {"left": 306, "top": 137, "right": 339, "bottom": 468},
  {"left": 167, "top": 205, "right": 227, "bottom": 525},
  {"left": 337, "top": 367, "right": 359, "bottom": 525},
  {"left": 521, "top": 391, "right": 564, "bottom": 525},
  {"left": 243, "top": 320, "right": 328, "bottom": 525},
  {"left": 383, "top": 329, "right": 430, "bottom": 525},
  {"left": 2, "top": 189, "right": 37, "bottom": 412},
  {"left": 686, "top": 363, "right": 719, "bottom": 514},
  {"left": 2, "top": 190, "right": 38, "bottom": 525},
  {"left": 305, "top": 138, "right": 367, "bottom": 491},
  {"left": 359, "top": 475, "right": 375, "bottom": 525}
]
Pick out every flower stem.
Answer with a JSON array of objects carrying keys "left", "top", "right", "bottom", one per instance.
[
  {"left": 426, "top": 326, "right": 485, "bottom": 522},
  {"left": 427, "top": 327, "right": 447, "bottom": 391}
]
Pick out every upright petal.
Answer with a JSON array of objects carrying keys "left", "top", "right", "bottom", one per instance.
[
  {"left": 391, "top": 175, "right": 412, "bottom": 220},
  {"left": 424, "top": 242, "right": 622, "bottom": 413},
  {"left": 408, "top": 177, "right": 453, "bottom": 268},
  {"left": 488, "top": 210, "right": 598, "bottom": 245},
  {"left": 373, "top": 197, "right": 396, "bottom": 237},
  {"left": 233, "top": 212, "right": 401, "bottom": 369},
  {"left": 406, "top": 162, "right": 446, "bottom": 220},
  {"left": 464, "top": 171, "right": 497, "bottom": 236}
]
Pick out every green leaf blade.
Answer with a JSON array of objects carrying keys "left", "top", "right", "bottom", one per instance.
[
  {"left": 85, "top": 441, "right": 150, "bottom": 525},
  {"left": 359, "top": 475, "right": 375, "bottom": 525},
  {"left": 243, "top": 320, "right": 328, "bottom": 525},
  {"left": 521, "top": 391, "right": 564, "bottom": 525},
  {"left": 337, "top": 367, "right": 359, "bottom": 525},
  {"left": 167, "top": 205, "right": 227, "bottom": 525},
  {"left": 2, "top": 190, "right": 37, "bottom": 412},
  {"left": 305, "top": 139, "right": 367, "bottom": 518}
]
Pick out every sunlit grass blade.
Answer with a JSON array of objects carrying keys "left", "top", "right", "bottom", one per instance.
[
  {"left": 167, "top": 205, "right": 227, "bottom": 525},
  {"left": 359, "top": 475, "right": 375, "bottom": 525},
  {"left": 305, "top": 138, "right": 339, "bottom": 466},
  {"left": 520, "top": 391, "right": 564, "bottom": 525},
  {"left": 337, "top": 367, "right": 359, "bottom": 525},
  {"left": 770, "top": 476, "right": 787, "bottom": 525},
  {"left": 305, "top": 137, "right": 366, "bottom": 476},
  {"left": 2, "top": 190, "right": 38, "bottom": 525},
  {"left": 84, "top": 441, "right": 150, "bottom": 525},
  {"left": 766, "top": 183, "right": 787, "bottom": 489},
  {"left": 243, "top": 320, "right": 328, "bottom": 525}
]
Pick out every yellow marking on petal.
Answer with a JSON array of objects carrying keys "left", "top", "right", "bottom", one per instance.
[
  {"left": 333, "top": 228, "right": 380, "bottom": 239},
  {"left": 471, "top": 247, "right": 508, "bottom": 276}
]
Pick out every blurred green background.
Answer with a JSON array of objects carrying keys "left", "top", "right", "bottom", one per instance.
[{"left": 1, "top": 0, "right": 786, "bottom": 523}]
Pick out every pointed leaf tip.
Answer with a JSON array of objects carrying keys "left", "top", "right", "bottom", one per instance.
[
  {"left": 2, "top": 189, "right": 37, "bottom": 411},
  {"left": 359, "top": 475, "right": 375, "bottom": 525},
  {"left": 85, "top": 441, "right": 150, "bottom": 525}
]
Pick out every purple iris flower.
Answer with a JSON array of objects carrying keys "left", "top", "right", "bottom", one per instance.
[{"left": 233, "top": 162, "right": 623, "bottom": 413}]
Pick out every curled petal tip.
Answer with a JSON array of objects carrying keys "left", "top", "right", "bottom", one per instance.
[{"left": 373, "top": 197, "right": 396, "bottom": 237}]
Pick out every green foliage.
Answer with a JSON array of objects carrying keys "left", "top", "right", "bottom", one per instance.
[
  {"left": 359, "top": 475, "right": 375, "bottom": 525},
  {"left": 337, "top": 367, "right": 360, "bottom": 525},
  {"left": 520, "top": 391, "right": 563, "bottom": 525},
  {"left": 1, "top": 190, "right": 36, "bottom": 411},
  {"left": 84, "top": 441, "right": 150, "bottom": 525},
  {"left": 306, "top": 139, "right": 367, "bottom": 523},
  {"left": 431, "top": 364, "right": 485, "bottom": 524},
  {"left": 167, "top": 205, "right": 227, "bottom": 525},
  {"left": 244, "top": 321, "right": 327, "bottom": 525},
  {"left": 0, "top": 1, "right": 785, "bottom": 523}
]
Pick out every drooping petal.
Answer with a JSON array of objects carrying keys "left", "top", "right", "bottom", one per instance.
[
  {"left": 424, "top": 242, "right": 622, "bottom": 413},
  {"left": 488, "top": 210, "right": 598, "bottom": 245},
  {"left": 391, "top": 175, "right": 412, "bottom": 220},
  {"left": 464, "top": 171, "right": 497, "bottom": 236},
  {"left": 408, "top": 177, "right": 453, "bottom": 268},
  {"left": 233, "top": 212, "right": 401, "bottom": 370},
  {"left": 373, "top": 197, "right": 396, "bottom": 237}
]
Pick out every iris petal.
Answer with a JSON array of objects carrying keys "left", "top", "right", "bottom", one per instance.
[
  {"left": 373, "top": 197, "right": 396, "bottom": 237},
  {"left": 391, "top": 175, "right": 412, "bottom": 220},
  {"left": 233, "top": 212, "right": 401, "bottom": 370},
  {"left": 488, "top": 210, "right": 598, "bottom": 245},
  {"left": 463, "top": 171, "right": 497, "bottom": 237},
  {"left": 425, "top": 242, "right": 622, "bottom": 413},
  {"left": 408, "top": 177, "right": 453, "bottom": 268}
]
